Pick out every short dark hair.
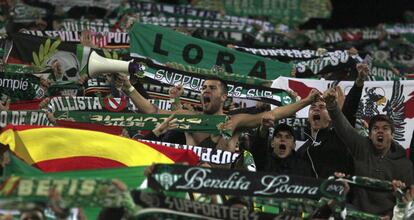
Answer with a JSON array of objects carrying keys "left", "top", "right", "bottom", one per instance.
[
  {"left": 368, "top": 114, "right": 395, "bottom": 134},
  {"left": 274, "top": 123, "right": 296, "bottom": 141},
  {"left": 203, "top": 76, "right": 228, "bottom": 95}
]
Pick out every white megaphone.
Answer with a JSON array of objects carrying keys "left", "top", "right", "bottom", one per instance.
[{"left": 87, "top": 51, "right": 145, "bottom": 76}]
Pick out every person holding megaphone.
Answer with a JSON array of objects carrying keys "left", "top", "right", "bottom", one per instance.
[{"left": 85, "top": 51, "right": 320, "bottom": 158}]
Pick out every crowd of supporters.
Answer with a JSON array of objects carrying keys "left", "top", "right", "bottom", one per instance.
[{"left": 1, "top": 0, "right": 414, "bottom": 220}]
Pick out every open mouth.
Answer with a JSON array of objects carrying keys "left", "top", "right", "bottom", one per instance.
[
  {"left": 312, "top": 114, "right": 321, "bottom": 121},
  {"left": 377, "top": 136, "right": 384, "bottom": 143},
  {"left": 279, "top": 144, "right": 286, "bottom": 150},
  {"left": 203, "top": 97, "right": 211, "bottom": 105}
]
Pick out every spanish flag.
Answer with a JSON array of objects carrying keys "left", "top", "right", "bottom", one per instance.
[{"left": 0, "top": 125, "right": 199, "bottom": 172}]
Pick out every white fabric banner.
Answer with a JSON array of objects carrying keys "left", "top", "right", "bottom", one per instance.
[{"left": 272, "top": 77, "right": 414, "bottom": 149}]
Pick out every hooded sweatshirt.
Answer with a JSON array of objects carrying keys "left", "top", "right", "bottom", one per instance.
[{"left": 328, "top": 105, "right": 414, "bottom": 216}]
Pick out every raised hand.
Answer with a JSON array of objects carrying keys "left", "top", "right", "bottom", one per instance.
[
  {"left": 287, "top": 89, "right": 301, "bottom": 102},
  {"left": 356, "top": 63, "right": 369, "bottom": 87},
  {"left": 304, "top": 88, "right": 322, "bottom": 104},
  {"left": 80, "top": 30, "right": 98, "bottom": 48},
  {"left": 323, "top": 87, "right": 337, "bottom": 109},
  {"left": 336, "top": 86, "right": 345, "bottom": 109},
  {"left": 0, "top": 98, "right": 10, "bottom": 111},
  {"left": 153, "top": 114, "right": 179, "bottom": 137},
  {"left": 261, "top": 112, "right": 275, "bottom": 129},
  {"left": 169, "top": 85, "right": 184, "bottom": 99}
]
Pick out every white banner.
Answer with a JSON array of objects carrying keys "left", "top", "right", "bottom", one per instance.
[{"left": 272, "top": 77, "right": 414, "bottom": 149}]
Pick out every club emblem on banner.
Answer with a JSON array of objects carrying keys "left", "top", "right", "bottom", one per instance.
[
  {"left": 153, "top": 167, "right": 181, "bottom": 191},
  {"left": 357, "top": 80, "right": 406, "bottom": 141},
  {"left": 103, "top": 97, "right": 127, "bottom": 112}
]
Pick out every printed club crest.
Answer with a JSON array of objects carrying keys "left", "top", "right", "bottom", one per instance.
[
  {"left": 103, "top": 97, "right": 127, "bottom": 112},
  {"left": 152, "top": 166, "right": 181, "bottom": 190},
  {"left": 357, "top": 80, "right": 406, "bottom": 141}
]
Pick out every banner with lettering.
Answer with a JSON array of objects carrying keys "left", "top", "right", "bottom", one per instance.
[
  {"left": 234, "top": 46, "right": 351, "bottom": 62},
  {"left": 384, "top": 23, "right": 414, "bottom": 35},
  {"left": 368, "top": 38, "right": 414, "bottom": 75},
  {"left": 272, "top": 77, "right": 414, "bottom": 149},
  {"left": 302, "top": 28, "right": 383, "bottom": 47},
  {"left": 191, "top": 27, "right": 259, "bottom": 45},
  {"left": 194, "top": 0, "right": 331, "bottom": 27},
  {"left": 294, "top": 51, "right": 359, "bottom": 78},
  {"left": 368, "top": 60, "right": 409, "bottom": 80},
  {"left": 47, "top": 81, "right": 84, "bottom": 97},
  {"left": 20, "top": 30, "right": 130, "bottom": 49},
  {"left": 148, "top": 164, "right": 345, "bottom": 200},
  {"left": 165, "top": 62, "right": 271, "bottom": 87},
  {"left": 58, "top": 19, "right": 113, "bottom": 32},
  {"left": 83, "top": 76, "right": 111, "bottom": 97},
  {"left": 36, "top": 0, "right": 122, "bottom": 12},
  {"left": 0, "top": 176, "right": 134, "bottom": 210},
  {"left": 132, "top": 191, "right": 278, "bottom": 220},
  {"left": 6, "top": 32, "right": 91, "bottom": 83},
  {"left": 141, "top": 78, "right": 201, "bottom": 106},
  {"left": 139, "top": 139, "right": 239, "bottom": 165},
  {"left": 139, "top": 16, "right": 256, "bottom": 32},
  {"left": 129, "top": 22, "right": 293, "bottom": 80},
  {"left": 136, "top": 58, "right": 290, "bottom": 106},
  {"left": 9, "top": 1, "right": 47, "bottom": 23},
  {"left": 0, "top": 72, "right": 42, "bottom": 102},
  {"left": 127, "top": 1, "right": 274, "bottom": 31},
  {"left": 0, "top": 110, "right": 52, "bottom": 127},
  {"left": 53, "top": 111, "right": 227, "bottom": 134},
  {"left": 47, "top": 96, "right": 136, "bottom": 112}
]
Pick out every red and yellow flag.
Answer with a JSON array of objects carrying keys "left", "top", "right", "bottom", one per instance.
[{"left": 0, "top": 126, "right": 199, "bottom": 172}]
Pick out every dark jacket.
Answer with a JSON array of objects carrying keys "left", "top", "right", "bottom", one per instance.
[
  {"left": 250, "top": 128, "right": 308, "bottom": 175},
  {"left": 297, "top": 127, "right": 355, "bottom": 178},
  {"left": 297, "top": 82, "right": 363, "bottom": 179},
  {"left": 329, "top": 105, "right": 414, "bottom": 216},
  {"left": 265, "top": 151, "right": 306, "bottom": 175}
]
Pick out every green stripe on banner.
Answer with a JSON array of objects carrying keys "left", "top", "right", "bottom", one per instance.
[
  {"left": 54, "top": 111, "right": 227, "bottom": 134},
  {"left": 1, "top": 152, "right": 148, "bottom": 219},
  {"left": 2, "top": 152, "right": 148, "bottom": 190},
  {"left": 129, "top": 22, "right": 293, "bottom": 80}
]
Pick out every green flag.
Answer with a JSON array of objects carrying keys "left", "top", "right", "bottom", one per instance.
[
  {"left": 54, "top": 111, "right": 228, "bottom": 134},
  {"left": 129, "top": 22, "right": 293, "bottom": 80}
]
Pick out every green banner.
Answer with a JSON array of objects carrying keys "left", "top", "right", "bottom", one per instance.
[
  {"left": 3, "top": 154, "right": 147, "bottom": 189},
  {"left": 0, "top": 72, "right": 42, "bottom": 102},
  {"left": 54, "top": 111, "right": 227, "bottom": 134},
  {"left": 0, "top": 176, "right": 134, "bottom": 210},
  {"left": 139, "top": 16, "right": 257, "bottom": 33},
  {"left": 1, "top": 152, "right": 148, "bottom": 219},
  {"left": 11, "top": 1, "right": 47, "bottom": 23},
  {"left": 369, "top": 61, "right": 409, "bottom": 80},
  {"left": 194, "top": 0, "right": 331, "bottom": 27},
  {"left": 129, "top": 22, "right": 293, "bottom": 80},
  {"left": 2, "top": 153, "right": 383, "bottom": 219}
]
